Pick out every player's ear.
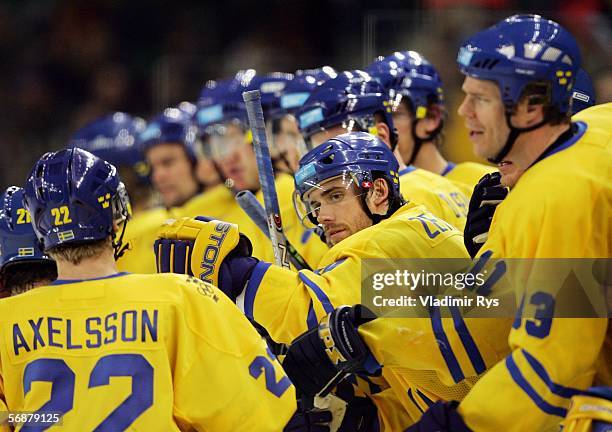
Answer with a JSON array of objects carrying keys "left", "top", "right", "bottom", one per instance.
[
  {"left": 424, "top": 104, "right": 443, "bottom": 131},
  {"left": 513, "top": 93, "right": 545, "bottom": 127},
  {"left": 370, "top": 178, "right": 389, "bottom": 207},
  {"left": 415, "top": 104, "right": 443, "bottom": 139},
  {"left": 374, "top": 120, "right": 391, "bottom": 149}
]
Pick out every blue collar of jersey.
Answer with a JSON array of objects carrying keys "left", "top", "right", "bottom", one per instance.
[
  {"left": 51, "top": 272, "right": 130, "bottom": 285},
  {"left": 534, "top": 121, "right": 587, "bottom": 164},
  {"left": 441, "top": 162, "right": 456, "bottom": 176},
  {"left": 399, "top": 165, "right": 417, "bottom": 176}
]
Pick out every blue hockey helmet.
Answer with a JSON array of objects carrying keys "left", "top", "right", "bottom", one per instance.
[
  {"left": 193, "top": 71, "right": 260, "bottom": 164},
  {"left": 274, "top": 67, "right": 338, "bottom": 117},
  {"left": 68, "top": 112, "right": 149, "bottom": 181},
  {"left": 0, "top": 186, "right": 53, "bottom": 273},
  {"left": 139, "top": 105, "right": 199, "bottom": 163},
  {"left": 457, "top": 14, "right": 581, "bottom": 163},
  {"left": 293, "top": 132, "right": 401, "bottom": 227},
  {"left": 295, "top": 70, "right": 396, "bottom": 149},
  {"left": 368, "top": 51, "right": 444, "bottom": 118},
  {"left": 368, "top": 51, "right": 445, "bottom": 164},
  {"left": 242, "top": 70, "right": 295, "bottom": 116},
  {"left": 194, "top": 77, "right": 247, "bottom": 130},
  {"left": 23, "top": 148, "right": 131, "bottom": 256},
  {"left": 457, "top": 14, "right": 581, "bottom": 114},
  {"left": 571, "top": 68, "right": 596, "bottom": 114}
]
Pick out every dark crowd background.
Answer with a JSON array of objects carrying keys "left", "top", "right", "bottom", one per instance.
[{"left": 1, "top": 0, "right": 611, "bottom": 188}]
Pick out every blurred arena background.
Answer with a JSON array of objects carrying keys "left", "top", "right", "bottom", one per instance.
[{"left": 0, "top": 0, "right": 610, "bottom": 188}]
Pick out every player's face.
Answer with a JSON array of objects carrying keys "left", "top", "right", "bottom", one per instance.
[
  {"left": 270, "top": 115, "right": 304, "bottom": 173},
  {"left": 392, "top": 101, "right": 415, "bottom": 164},
  {"left": 304, "top": 176, "right": 372, "bottom": 246},
  {"left": 458, "top": 77, "right": 510, "bottom": 161},
  {"left": 147, "top": 143, "right": 198, "bottom": 207},
  {"left": 214, "top": 124, "right": 260, "bottom": 191},
  {"left": 196, "top": 157, "right": 221, "bottom": 188}
]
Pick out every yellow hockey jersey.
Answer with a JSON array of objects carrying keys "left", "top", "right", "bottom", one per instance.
[
  {"left": 117, "top": 206, "right": 174, "bottom": 274},
  {"left": 237, "top": 201, "right": 486, "bottom": 429},
  {"left": 0, "top": 273, "right": 296, "bottom": 431},
  {"left": 458, "top": 104, "right": 612, "bottom": 432},
  {"left": 399, "top": 167, "right": 469, "bottom": 231},
  {"left": 442, "top": 161, "right": 497, "bottom": 198}
]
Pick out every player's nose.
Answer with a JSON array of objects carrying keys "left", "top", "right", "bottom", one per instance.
[{"left": 457, "top": 96, "right": 472, "bottom": 118}]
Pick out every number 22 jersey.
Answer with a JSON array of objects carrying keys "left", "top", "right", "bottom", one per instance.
[{"left": 0, "top": 272, "right": 296, "bottom": 431}]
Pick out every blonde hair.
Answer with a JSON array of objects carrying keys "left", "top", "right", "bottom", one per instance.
[{"left": 47, "top": 237, "right": 112, "bottom": 265}]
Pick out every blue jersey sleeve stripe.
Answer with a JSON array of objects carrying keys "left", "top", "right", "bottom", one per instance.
[
  {"left": 505, "top": 354, "right": 568, "bottom": 417},
  {"left": 521, "top": 349, "right": 585, "bottom": 399},
  {"left": 449, "top": 305, "right": 487, "bottom": 375},
  {"left": 416, "top": 389, "right": 435, "bottom": 407},
  {"left": 357, "top": 374, "right": 383, "bottom": 394},
  {"left": 301, "top": 228, "right": 314, "bottom": 244},
  {"left": 399, "top": 166, "right": 416, "bottom": 176},
  {"left": 441, "top": 162, "right": 456, "bottom": 176},
  {"left": 306, "top": 301, "right": 318, "bottom": 330},
  {"left": 298, "top": 272, "right": 334, "bottom": 314},
  {"left": 407, "top": 388, "right": 425, "bottom": 413},
  {"left": 429, "top": 305, "right": 465, "bottom": 383},
  {"left": 319, "top": 258, "right": 347, "bottom": 275},
  {"left": 244, "top": 261, "right": 272, "bottom": 319}
]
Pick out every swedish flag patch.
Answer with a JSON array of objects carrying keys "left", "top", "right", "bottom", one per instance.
[
  {"left": 17, "top": 247, "right": 35, "bottom": 257},
  {"left": 58, "top": 230, "right": 75, "bottom": 242}
]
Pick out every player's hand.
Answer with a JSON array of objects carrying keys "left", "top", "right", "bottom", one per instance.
[
  {"left": 338, "top": 395, "right": 379, "bottom": 432},
  {"left": 284, "top": 408, "right": 332, "bottom": 432},
  {"left": 155, "top": 216, "right": 258, "bottom": 301},
  {"left": 464, "top": 172, "right": 508, "bottom": 258},
  {"left": 404, "top": 401, "right": 471, "bottom": 432},
  {"left": 282, "top": 305, "right": 380, "bottom": 399}
]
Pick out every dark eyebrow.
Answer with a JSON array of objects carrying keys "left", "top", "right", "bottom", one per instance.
[{"left": 321, "top": 186, "right": 345, "bottom": 199}]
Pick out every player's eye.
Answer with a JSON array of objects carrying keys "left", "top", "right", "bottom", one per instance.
[
  {"left": 328, "top": 191, "right": 345, "bottom": 203},
  {"left": 309, "top": 201, "right": 321, "bottom": 216}
]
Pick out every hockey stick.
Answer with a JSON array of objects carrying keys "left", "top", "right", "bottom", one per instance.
[
  {"left": 236, "top": 190, "right": 312, "bottom": 271},
  {"left": 243, "top": 89, "right": 313, "bottom": 270},
  {"left": 235, "top": 190, "right": 270, "bottom": 238}
]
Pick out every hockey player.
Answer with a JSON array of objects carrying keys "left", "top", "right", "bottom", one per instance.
[
  {"left": 115, "top": 103, "right": 220, "bottom": 274},
  {"left": 295, "top": 70, "right": 470, "bottom": 231},
  {"left": 266, "top": 67, "right": 337, "bottom": 174},
  {"left": 462, "top": 67, "right": 597, "bottom": 259},
  {"left": 155, "top": 132, "right": 509, "bottom": 430},
  {"left": 0, "top": 147, "right": 327, "bottom": 431},
  {"left": 406, "top": 14, "right": 611, "bottom": 431},
  {"left": 367, "top": 51, "right": 496, "bottom": 194},
  {"left": 0, "top": 187, "right": 56, "bottom": 298},
  {"left": 140, "top": 104, "right": 204, "bottom": 208},
  {"left": 188, "top": 70, "right": 328, "bottom": 266}
]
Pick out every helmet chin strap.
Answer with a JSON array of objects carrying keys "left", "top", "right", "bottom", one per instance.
[
  {"left": 407, "top": 119, "right": 444, "bottom": 166},
  {"left": 112, "top": 221, "right": 129, "bottom": 260},
  {"left": 358, "top": 180, "right": 405, "bottom": 226},
  {"left": 488, "top": 110, "right": 549, "bottom": 164}
]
